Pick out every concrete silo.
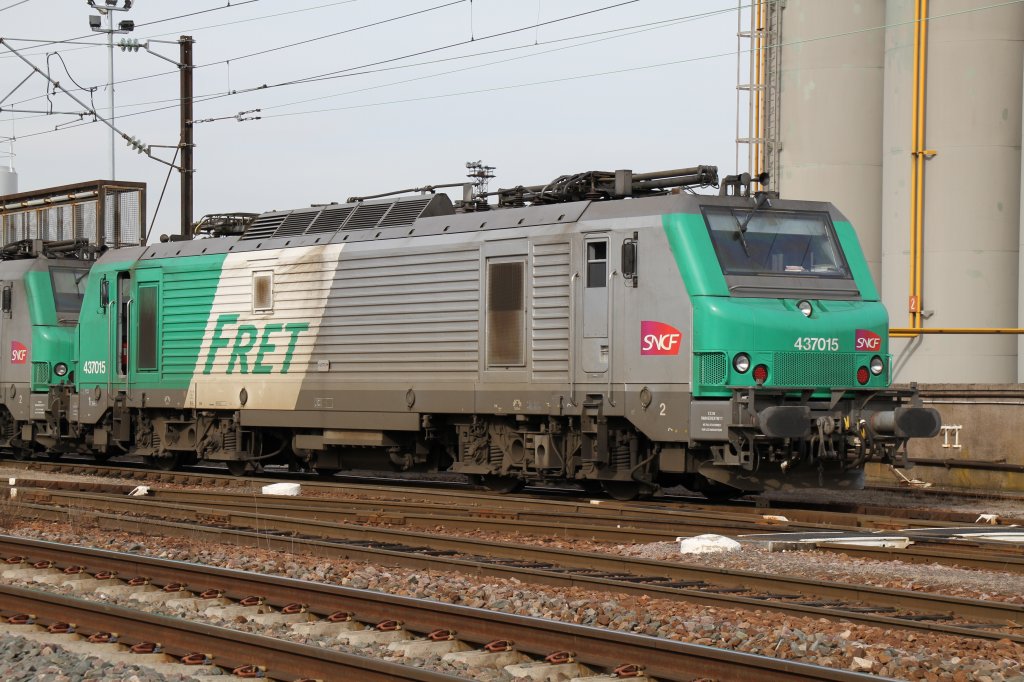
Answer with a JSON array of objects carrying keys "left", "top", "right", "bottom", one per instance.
[
  {"left": 880, "top": 0, "right": 1024, "bottom": 383},
  {"left": 0, "top": 165, "right": 15, "bottom": 196},
  {"left": 774, "top": 0, "right": 886, "bottom": 284}
]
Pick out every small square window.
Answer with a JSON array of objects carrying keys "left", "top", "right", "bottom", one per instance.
[{"left": 253, "top": 271, "right": 273, "bottom": 312}]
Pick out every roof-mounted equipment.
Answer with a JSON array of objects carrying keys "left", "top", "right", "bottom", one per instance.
[
  {"left": 191, "top": 213, "right": 259, "bottom": 238},
  {"left": 493, "top": 165, "right": 718, "bottom": 207},
  {"left": 0, "top": 238, "right": 99, "bottom": 260}
]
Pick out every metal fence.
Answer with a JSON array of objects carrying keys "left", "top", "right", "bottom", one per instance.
[{"left": 0, "top": 180, "right": 146, "bottom": 249}]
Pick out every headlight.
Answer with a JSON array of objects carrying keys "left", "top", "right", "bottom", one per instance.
[
  {"left": 732, "top": 353, "right": 750, "bottom": 373},
  {"left": 796, "top": 300, "right": 813, "bottom": 317},
  {"left": 870, "top": 356, "right": 885, "bottom": 376},
  {"left": 54, "top": 362, "right": 68, "bottom": 377}
]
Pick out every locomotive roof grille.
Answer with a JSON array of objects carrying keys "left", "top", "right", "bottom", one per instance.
[
  {"left": 241, "top": 195, "right": 452, "bottom": 241},
  {"left": 345, "top": 202, "right": 391, "bottom": 231},
  {"left": 307, "top": 206, "right": 353, "bottom": 234},
  {"left": 274, "top": 211, "right": 318, "bottom": 238},
  {"left": 379, "top": 197, "right": 433, "bottom": 227},
  {"left": 241, "top": 214, "right": 286, "bottom": 241}
]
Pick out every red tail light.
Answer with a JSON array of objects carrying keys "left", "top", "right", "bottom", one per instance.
[
  {"left": 753, "top": 364, "right": 768, "bottom": 384},
  {"left": 857, "top": 366, "right": 869, "bottom": 385}
]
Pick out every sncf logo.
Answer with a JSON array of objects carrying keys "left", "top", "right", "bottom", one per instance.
[
  {"left": 855, "top": 329, "right": 882, "bottom": 351},
  {"left": 641, "top": 321, "right": 683, "bottom": 356},
  {"left": 10, "top": 341, "right": 27, "bottom": 364}
]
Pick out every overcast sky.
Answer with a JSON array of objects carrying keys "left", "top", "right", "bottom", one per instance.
[{"left": 0, "top": 0, "right": 740, "bottom": 237}]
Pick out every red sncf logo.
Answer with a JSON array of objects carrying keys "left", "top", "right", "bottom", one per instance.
[
  {"left": 855, "top": 329, "right": 882, "bottom": 351},
  {"left": 641, "top": 321, "right": 683, "bottom": 356},
  {"left": 10, "top": 341, "right": 27, "bottom": 364}
]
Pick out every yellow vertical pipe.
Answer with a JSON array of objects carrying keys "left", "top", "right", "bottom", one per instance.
[
  {"left": 753, "top": 0, "right": 761, "bottom": 180},
  {"left": 753, "top": 0, "right": 762, "bottom": 181},
  {"left": 908, "top": 0, "right": 921, "bottom": 328},
  {"left": 758, "top": 0, "right": 765, "bottom": 180},
  {"left": 914, "top": 0, "right": 929, "bottom": 329}
]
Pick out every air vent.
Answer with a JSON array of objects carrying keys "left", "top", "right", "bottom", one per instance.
[
  {"left": 379, "top": 197, "right": 432, "bottom": 227},
  {"left": 241, "top": 214, "right": 286, "bottom": 240},
  {"left": 273, "top": 211, "right": 318, "bottom": 237},
  {"left": 307, "top": 206, "right": 353, "bottom": 234},
  {"left": 345, "top": 202, "right": 392, "bottom": 230},
  {"left": 242, "top": 193, "right": 455, "bottom": 243}
]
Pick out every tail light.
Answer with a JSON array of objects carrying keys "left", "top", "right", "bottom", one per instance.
[
  {"left": 753, "top": 364, "right": 768, "bottom": 385},
  {"left": 857, "top": 366, "right": 870, "bottom": 385}
]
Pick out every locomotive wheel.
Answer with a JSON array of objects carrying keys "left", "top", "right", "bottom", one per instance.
[
  {"left": 697, "top": 478, "right": 745, "bottom": 502},
  {"left": 9, "top": 447, "right": 31, "bottom": 461},
  {"left": 226, "top": 461, "right": 248, "bottom": 477},
  {"left": 288, "top": 458, "right": 312, "bottom": 473},
  {"left": 145, "top": 454, "right": 180, "bottom": 471},
  {"left": 471, "top": 475, "right": 526, "bottom": 494},
  {"left": 601, "top": 481, "right": 641, "bottom": 501}
]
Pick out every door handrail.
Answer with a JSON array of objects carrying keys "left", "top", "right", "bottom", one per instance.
[
  {"left": 606, "top": 269, "right": 618, "bottom": 407},
  {"left": 568, "top": 271, "right": 579, "bottom": 408}
]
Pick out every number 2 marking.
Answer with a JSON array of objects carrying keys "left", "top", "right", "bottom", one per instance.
[{"left": 659, "top": 403, "right": 667, "bottom": 416}]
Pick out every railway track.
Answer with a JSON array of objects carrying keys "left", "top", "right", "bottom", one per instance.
[
  {"left": 12, "top": 459, "right": 1024, "bottom": 528},
  {"left": 0, "top": 536, "right": 884, "bottom": 682},
  {"left": 7, "top": 467, "right": 1024, "bottom": 576},
  {"left": 7, "top": 490, "right": 1023, "bottom": 645}
]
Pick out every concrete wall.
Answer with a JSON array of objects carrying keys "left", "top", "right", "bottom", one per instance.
[
  {"left": 870, "top": 384, "right": 1024, "bottom": 491},
  {"left": 777, "top": 0, "right": 886, "bottom": 286},
  {"left": 881, "top": 0, "right": 1024, "bottom": 383}
]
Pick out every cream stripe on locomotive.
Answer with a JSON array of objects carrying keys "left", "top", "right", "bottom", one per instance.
[{"left": 186, "top": 243, "right": 345, "bottom": 410}]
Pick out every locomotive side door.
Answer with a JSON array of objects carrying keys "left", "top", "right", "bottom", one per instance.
[
  {"left": 105, "top": 270, "right": 132, "bottom": 397},
  {"left": 580, "top": 235, "right": 610, "bottom": 374}
]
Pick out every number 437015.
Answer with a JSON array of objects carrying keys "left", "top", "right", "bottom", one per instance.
[{"left": 794, "top": 337, "right": 839, "bottom": 351}]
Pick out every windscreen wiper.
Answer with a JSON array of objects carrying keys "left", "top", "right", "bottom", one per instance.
[{"left": 733, "top": 191, "right": 772, "bottom": 257}]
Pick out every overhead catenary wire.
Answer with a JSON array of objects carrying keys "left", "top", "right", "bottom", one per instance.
[
  {"left": 0, "top": 0, "right": 33, "bottom": 13},
  {"left": 3, "top": 0, "right": 652, "bottom": 120},
  {"left": 231, "top": 0, "right": 1024, "bottom": 123},
  {"left": 30, "top": 0, "right": 638, "bottom": 98},
  {"left": 6, "top": 0, "right": 1024, "bottom": 142},
  {"left": 0, "top": 0, "right": 474, "bottom": 106},
  {"left": 0, "top": 0, "right": 267, "bottom": 57},
  {"left": 122, "top": 10, "right": 722, "bottom": 113}
]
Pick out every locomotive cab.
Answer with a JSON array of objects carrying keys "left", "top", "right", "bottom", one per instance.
[
  {"left": 0, "top": 240, "right": 94, "bottom": 456},
  {"left": 662, "top": 195, "right": 941, "bottom": 495}
]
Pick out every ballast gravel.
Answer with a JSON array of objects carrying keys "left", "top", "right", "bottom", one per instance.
[
  {"left": 6, "top": 521, "right": 1024, "bottom": 681},
  {"left": 436, "top": 527, "right": 1024, "bottom": 605},
  {"left": 0, "top": 633, "right": 190, "bottom": 682}
]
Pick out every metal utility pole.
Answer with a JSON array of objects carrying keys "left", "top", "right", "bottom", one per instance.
[
  {"left": 179, "top": 35, "right": 194, "bottom": 238},
  {"left": 87, "top": 0, "right": 134, "bottom": 180}
]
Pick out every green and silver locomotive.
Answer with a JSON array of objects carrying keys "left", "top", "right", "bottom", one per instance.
[{"left": 8, "top": 166, "right": 941, "bottom": 499}]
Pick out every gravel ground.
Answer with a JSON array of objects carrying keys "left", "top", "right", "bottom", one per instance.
[
  {"left": 4, "top": 520, "right": 1023, "bottom": 681},
  {"left": 0, "top": 633, "right": 192, "bottom": 682},
  {"left": 434, "top": 527, "right": 1024, "bottom": 605},
  {"left": 3, "top": 465, "right": 1024, "bottom": 680}
]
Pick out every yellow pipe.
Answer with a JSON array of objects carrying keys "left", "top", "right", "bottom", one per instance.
[
  {"left": 751, "top": 0, "right": 760, "bottom": 181},
  {"left": 890, "top": 328, "right": 1024, "bottom": 336},
  {"left": 908, "top": 0, "right": 921, "bottom": 329},
  {"left": 755, "top": 0, "right": 764, "bottom": 181},
  {"left": 914, "top": 0, "right": 929, "bottom": 330}
]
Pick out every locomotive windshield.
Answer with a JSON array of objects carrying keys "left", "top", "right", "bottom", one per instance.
[
  {"left": 703, "top": 207, "right": 851, "bottom": 279},
  {"left": 50, "top": 267, "right": 90, "bottom": 313}
]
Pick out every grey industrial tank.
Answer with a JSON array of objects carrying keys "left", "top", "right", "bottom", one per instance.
[
  {"left": 0, "top": 166, "right": 16, "bottom": 196},
  {"left": 1019, "top": 53, "right": 1024, "bottom": 383},
  {"left": 881, "top": 0, "right": 1024, "bottom": 383},
  {"left": 777, "top": 0, "right": 886, "bottom": 285}
]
